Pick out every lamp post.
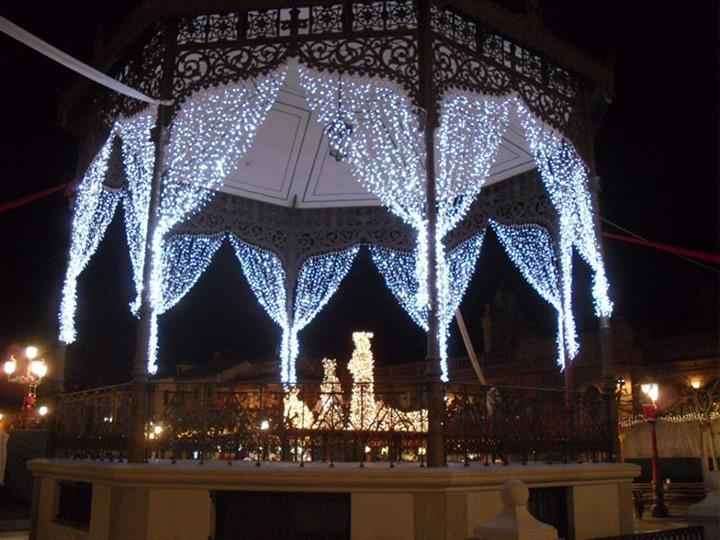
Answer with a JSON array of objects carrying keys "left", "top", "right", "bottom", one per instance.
[
  {"left": 641, "top": 383, "right": 669, "bottom": 518},
  {"left": 3, "top": 345, "right": 49, "bottom": 427}
]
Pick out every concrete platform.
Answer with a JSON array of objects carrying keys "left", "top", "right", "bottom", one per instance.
[{"left": 29, "top": 459, "right": 640, "bottom": 540}]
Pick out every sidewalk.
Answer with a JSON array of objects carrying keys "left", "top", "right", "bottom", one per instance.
[{"left": 0, "top": 488, "right": 30, "bottom": 539}]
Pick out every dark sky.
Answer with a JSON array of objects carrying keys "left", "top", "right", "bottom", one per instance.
[{"left": 0, "top": 2, "right": 717, "bottom": 390}]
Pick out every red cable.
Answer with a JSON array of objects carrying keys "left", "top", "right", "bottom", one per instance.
[
  {"left": 0, "top": 183, "right": 67, "bottom": 214},
  {"left": 603, "top": 232, "right": 720, "bottom": 265}
]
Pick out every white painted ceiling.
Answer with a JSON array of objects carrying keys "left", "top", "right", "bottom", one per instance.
[{"left": 220, "top": 64, "right": 537, "bottom": 208}]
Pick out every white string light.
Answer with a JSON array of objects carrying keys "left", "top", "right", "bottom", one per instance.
[
  {"left": 61, "top": 64, "right": 613, "bottom": 384},
  {"left": 290, "top": 246, "right": 359, "bottom": 385},
  {"left": 490, "top": 220, "right": 570, "bottom": 368},
  {"left": 517, "top": 100, "right": 613, "bottom": 331},
  {"left": 59, "top": 131, "right": 122, "bottom": 343},
  {"left": 436, "top": 92, "right": 509, "bottom": 236},
  {"left": 144, "top": 70, "right": 287, "bottom": 373},
  {"left": 146, "top": 233, "right": 225, "bottom": 374},
  {"left": 115, "top": 108, "right": 157, "bottom": 314},
  {"left": 229, "top": 237, "right": 357, "bottom": 386},
  {"left": 299, "top": 67, "right": 430, "bottom": 310},
  {"left": 370, "top": 232, "right": 484, "bottom": 381}
]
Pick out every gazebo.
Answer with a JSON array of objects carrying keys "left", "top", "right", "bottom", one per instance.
[
  {"left": 54, "top": 0, "right": 616, "bottom": 468},
  {"left": 24, "top": 3, "right": 649, "bottom": 540}
]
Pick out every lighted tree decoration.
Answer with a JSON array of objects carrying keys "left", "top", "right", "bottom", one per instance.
[
  {"left": 316, "top": 358, "right": 345, "bottom": 430},
  {"left": 347, "top": 332, "right": 377, "bottom": 431},
  {"left": 283, "top": 387, "right": 315, "bottom": 430}
]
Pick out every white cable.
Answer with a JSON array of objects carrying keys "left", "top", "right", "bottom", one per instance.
[{"left": 0, "top": 16, "right": 172, "bottom": 106}]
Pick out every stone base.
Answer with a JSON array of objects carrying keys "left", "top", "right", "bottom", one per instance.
[
  {"left": 688, "top": 490, "right": 720, "bottom": 540},
  {"left": 28, "top": 460, "right": 639, "bottom": 540}
]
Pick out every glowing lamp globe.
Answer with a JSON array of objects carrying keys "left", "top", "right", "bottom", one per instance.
[
  {"left": 30, "top": 360, "right": 48, "bottom": 379},
  {"left": 38, "top": 405, "right": 49, "bottom": 417},
  {"left": 3, "top": 358, "right": 17, "bottom": 376},
  {"left": 641, "top": 383, "right": 659, "bottom": 404},
  {"left": 25, "top": 346, "right": 39, "bottom": 360}
]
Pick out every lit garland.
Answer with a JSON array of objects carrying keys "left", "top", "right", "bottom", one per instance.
[
  {"left": 490, "top": 220, "right": 570, "bottom": 368},
  {"left": 436, "top": 92, "right": 509, "bottom": 236},
  {"left": 620, "top": 409, "right": 720, "bottom": 430},
  {"left": 300, "top": 69, "right": 513, "bottom": 380},
  {"left": 370, "top": 231, "right": 484, "bottom": 381},
  {"left": 59, "top": 130, "right": 122, "bottom": 343},
  {"left": 290, "top": 247, "right": 359, "bottom": 385},
  {"left": 144, "top": 70, "right": 287, "bottom": 373},
  {"left": 115, "top": 108, "right": 157, "bottom": 313},
  {"left": 517, "top": 100, "right": 613, "bottom": 345},
  {"left": 298, "top": 67, "right": 429, "bottom": 311},
  {"left": 229, "top": 237, "right": 357, "bottom": 386},
  {"left": 146, "top": 233, "right": 225, "bottom": 373}
]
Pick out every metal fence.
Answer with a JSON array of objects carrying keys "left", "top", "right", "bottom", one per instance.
[
  {"left": 49, "top": 380, "right": 613, "bottom": 466},
  {"left": 593, "top": 526, "right": 705, "bottom": 540}
]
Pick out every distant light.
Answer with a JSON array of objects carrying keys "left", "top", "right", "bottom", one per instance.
[
  {"left": 30, "top": 360, "right": 48, "bottom": 379},
  {"left": 0, "top": 413, "right": 4, "bottom": 421},
  {"left": 641, "top": 383, "right": 659, "bottom": 403},
  {"left": 260, "top": 419, "right": 270, "bottom": 431},
  {"left": 153, "top": 425, "right": 163, "bottom": 435},
  {"left": 364, "top": 445, "right": 371, "bottom": 454},
  {"left": 3, "top": 358, "right": 17, "bottom": 376},
  {"left": 25, "top": 346, "right": 39, "bottom": 360},
  {"left": 38, "top": 405, "right": 49, "bottom": 417},
  {"left": 690, "top": 378, "right": 702, "bottom": 390}
]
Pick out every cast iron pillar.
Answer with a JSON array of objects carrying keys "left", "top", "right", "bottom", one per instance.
[
  {"left": 418, "top": 0, "right": 445, "bottom": 468},
  {"left": 127, "top": 22, "right": 177, "bottom": 463},
  {"left": 127, "top": 106, "right": 170, "bottom": 463}
]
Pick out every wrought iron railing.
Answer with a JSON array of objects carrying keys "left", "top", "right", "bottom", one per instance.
[
  {"left": 49, "top": 380, "right": 613, "bottom": 465},
  {"left": 592, "top": 526, "right": 705, "bottom": 540}
]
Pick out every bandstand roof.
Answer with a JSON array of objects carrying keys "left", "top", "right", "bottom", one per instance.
[{"left": 220, "top": 61, "right": 536, "bottom": 209}]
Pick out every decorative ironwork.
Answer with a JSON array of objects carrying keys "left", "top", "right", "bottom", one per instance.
[
  {"left": 50, "top": 380, "right": 614, "bottom": 466},
  {"left": 173, "top": 44, "right": 289, "bottom": 105},
  {"left": 592, "top": 527, "right": 706, "bottom": 540},
  {"left": 105, "top": 26, "right": 166, "bottom": 120},
  {"left": 299, "top": 36, "right": 419, "bottom": 99},
  {"left": 429, "top": 4, "right": 578, "bottom": 132},
  {"left": 446, "top": 170, "right": 558, "bottom": 251},
  {"left": 50, "top": 383, "right": 134, "bottom": 460},
  {"left": 101, "top": 1, "right": 587, "bottom": 136},
  {"left": 171, "top": 193, "right": 416, "bottom": 261}
]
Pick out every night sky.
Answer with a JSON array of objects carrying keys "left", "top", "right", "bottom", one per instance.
[{"left": 0, "top": 2, "right": 717, "bottom": 391}]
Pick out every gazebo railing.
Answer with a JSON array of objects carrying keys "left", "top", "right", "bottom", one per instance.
[{"left": 48, "top": 381, "right": 613, "bottom": 465}]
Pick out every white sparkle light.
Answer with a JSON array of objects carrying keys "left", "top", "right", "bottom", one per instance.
[
  {"left": 146, "top": 233, "right": 225, "bottom": 374},
  {"left": 59, "top": 128, "right": 123, "bottom": 343},
  {"left": 370, "top": 231, "right": 484, "bottom": 381},
  {"left": 490, "top": 220, "right": 570, "bottom": 368},
  {"left": 144, "top": 70, "right": 286, "bottom": 374},
  {"left": 517, "top": 100, "right": 613, "bottom": 337}
]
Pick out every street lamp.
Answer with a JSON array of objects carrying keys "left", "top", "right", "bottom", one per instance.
[
  {"left": 3, "top": 345, "right": 49, "bottom": 425},
  {"left": 641, "top": 383, "right": 669, "bottom": 518}
]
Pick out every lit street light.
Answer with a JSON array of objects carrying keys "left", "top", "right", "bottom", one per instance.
[
  {"left": 641, "top": 383, "right": 669, "bottom": 518},
  {"left": 3, "top": 345, "right": 49, "bottom": 426}
]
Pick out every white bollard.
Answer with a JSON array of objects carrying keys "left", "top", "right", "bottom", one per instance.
[{"left": 468, "top": 479, "right": 558, "bottom": 540}]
